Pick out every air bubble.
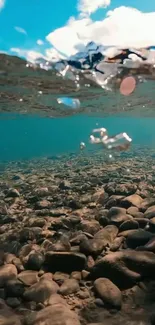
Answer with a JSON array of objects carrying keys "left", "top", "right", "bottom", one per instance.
[{"left": 80, "top": 142, "right": 86, "bottom": 150}]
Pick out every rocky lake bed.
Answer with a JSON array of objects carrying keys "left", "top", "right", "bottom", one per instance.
[{"left": 1, "top": 147, "right": 155, "bottom": 324}]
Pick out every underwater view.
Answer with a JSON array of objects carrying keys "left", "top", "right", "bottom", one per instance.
[{"left": 1, "top": 0, "right": 155, "bottom": 324}]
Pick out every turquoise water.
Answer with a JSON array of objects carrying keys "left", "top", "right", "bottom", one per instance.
[{"left": 0, "top": 114, "right": 155, "bottom": 161}]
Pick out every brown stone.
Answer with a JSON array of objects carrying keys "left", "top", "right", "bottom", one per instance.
[
  {"left": 121, "top": 194, "right": 143, "bottom": 208},
  {"left": 0, "top": 264, "right": 17, "bottom": 287},
  {"left": 58, "top": 279, "right": 80, "bottom": 295},
  {"left": 24, "top": 303, "right": 81, "bottom": 325},
  {"left": 94, "top": 278, "right": 122, "bottom": 308},
  {"left": 18, "top": 271, "right": 39, "bottom": 286},
  {"left": 23, "top": 278, "right": 59, "bottom": 304},
  {"left": 90, "top": 250, "right": 155, "bottom": 289}
]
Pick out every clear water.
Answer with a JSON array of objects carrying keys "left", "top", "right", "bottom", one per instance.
[{"left": 1, "top": 114, "right": 155, "bottom": 161}]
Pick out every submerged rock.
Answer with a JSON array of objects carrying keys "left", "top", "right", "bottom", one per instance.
[
  {"left": 90, "top": 250, "right": 155, "bottom": 289},
  {"left": 94, "top": 278, "right": 122, "bottom": 309},
  {"left": 58, "top": 278, "right": 80, "bottom": 295},
  {"left": 23, "top": 278, "right": 59, "bottom": 304},
  {"left": 45, "top": 252, "right": 86, "bottom": 272},
  {"left": 80, "top": 225, "right": 118, "bottom": 255},
  {"left": 24, "top": 303, "right": 81, "bottom": 325}
]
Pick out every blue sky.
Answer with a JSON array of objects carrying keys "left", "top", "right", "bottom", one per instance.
[{"left": 0, "top": 0, "right": 155, "bottom": 57}]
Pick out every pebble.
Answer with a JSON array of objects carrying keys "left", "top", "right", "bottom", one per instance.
[
  {"left": 90, "top": 250, "right": 155, "bottom": 289},
  {"left": 94, "top": 278, "right": 122, "bottom": 309},
  {"left": 107, "top": 207, "right": 132, "bottom": 226},
  {"left": 58, "top": 279, "right": 80, "bottom": 295},
  {"left": 23, "top": 278, "right": 59, "bottom": 304},
  {"left": 121, "top": 194, "right": 143, "bottom": 208},
  {"left": 119, "top": 219, "right": 139, "bottom": 232},
  {"left": 18, "top": 270, "right": 39, "bottom": 286},
  {"left": 0, "top": 264, "right": 17, "bottom": 287},
  {"left": 80, "top": 225, "right": 118, "bottom": 256}
]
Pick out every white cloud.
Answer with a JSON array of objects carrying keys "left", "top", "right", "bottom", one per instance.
[
  {"left": 46, "top": 17, "right": 91, "bottom": 57},
  {"left": 14, "top": 26, "right": 27, "bottom": 35},
  {"left": 0, "top": 0, "right": 5, "bottom": 11},
  {"left": 46, "top": 6, "right": 155, "bottom": 58},
  {"left": 37, "top": 39, "right": 44, "bottom": 46},
  {"left": 10, "top": 48, "right": 45, "bottom": 62},
  {"left": 77, "top": 0, "right": 110, "bottom": 15}
]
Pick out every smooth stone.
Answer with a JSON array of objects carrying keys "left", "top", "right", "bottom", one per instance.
[
  {"left": 0, "top": 264, "right": 17, "bottom": 287},
  {"left": 121, "top": 194, "right": 143, "bottom": 208},
  {"left": 127, "top": 206, "right": 144, "bottom": 218},
  {"left": 119, "top": 219, "right": 139, "bottom": 232},
  {"left": 135, "top": 218, "right": 149, "bottom": 229},
  {"left": 98, "top": 216, "right": 109, "bottom": 227},
  {"left": 105, "top": 195, "right": 124, "bottom": 209},
  {"left": 45, "top": 252, "right": 86, "bottom": 272},
  {"left": 127, "top": 207, "right": 139, "bottom": 216},
  {"left": 40, "top": 273, "right": 53, "bottom": 281},
  {"left": 94, "top": 278, "right": 122, "bottom": 309},
  {"left": 130, "top": 212, "right": 144, "bottom": 218},
  {"left": 24, "top": 303, "right": 81, "bottom": 325},
  {"left": 47, "top": 293, "right": 67, "bottom": 307},
  {"left": 78, "top": 220, "right": 100, "bottom": 235},
  {"left": 23, "top": 278, "right": 59, "bottom": 304},
  {"left": 25, "top": 252, "right": 45, "bottom": 271},
  {"left": 144, "top": 206, "right": 155, "bottom": 219},
  {"left": 140, "top": 199, "right": 155, "bottom": 211},
  {"left": 58, "top": 279, "right": 80, "bottom": 295},
  {"left": 18, "top": 271, "right": 39, "bottom": 286},
  {"left": 90, "top": 250, "right": 155, "bottom": 289},
  {"left": 107, "top": 207, "right": 132, "bottom": 226},
  {"left": 136, "top": 237, "right": 155, "bottom": 253},
  {"left": 6, "top": 279, "right": 25, "bottom": 297},
  {"left": 110, "top": 237, "right": 124, "bottom": 252},
  {"left": 80, "top": 225, "right": 118, "bottom": 256},
  {"left": 92, "top": 189, "right": 106, "bottom": 205},
  {"left": 125, "top": 229, "right": 154, "bottom": 248}
]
